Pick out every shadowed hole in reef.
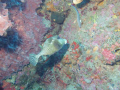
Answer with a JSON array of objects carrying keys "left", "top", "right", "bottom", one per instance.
[
  {"left": 36, "top": 44, "right": 70, "bottom": 77},
  {"left": 0, "top": 86, "right": 4, "bottom": 90}
]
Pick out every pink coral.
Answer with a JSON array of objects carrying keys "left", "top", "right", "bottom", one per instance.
[
  {"left": 111, "top": 42, "right": 120, "bottom": 51},
  {"left": 0, "top": 3, "right": 12, "bottom": 35},
  {"left": 102, "top": 49, "right": 116, "bottom": 61}
]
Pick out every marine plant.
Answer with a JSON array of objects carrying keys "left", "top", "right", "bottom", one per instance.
[{"left": 0, "top": 28, "right": 22, "bottom": 52}]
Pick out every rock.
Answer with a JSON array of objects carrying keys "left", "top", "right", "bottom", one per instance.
[{"left": 51, "top": 12, "right": 65, "bottom": 24}]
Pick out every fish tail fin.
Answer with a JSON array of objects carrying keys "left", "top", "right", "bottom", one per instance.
[{"left": 29, "top": 53, "right": 39, "bottom": 66}]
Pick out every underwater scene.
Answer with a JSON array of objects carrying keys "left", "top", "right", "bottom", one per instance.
[{"left": 0, "top": 0, "right": 120, "bottom": 90}]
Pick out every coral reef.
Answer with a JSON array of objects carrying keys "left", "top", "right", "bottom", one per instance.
[
  {"left": 0, "top": 0, "right": 50, "bottom": 85},
  {"left": 1, "top": 0, "right": 120, "bottom": 90}
]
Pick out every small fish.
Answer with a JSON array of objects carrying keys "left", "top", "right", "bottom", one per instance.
[
  {"left": 29, "top": 35, "right": 67, "bottom": 66},
  {"left": 71, "top": 5, "right": 82, "bottom": 28}
]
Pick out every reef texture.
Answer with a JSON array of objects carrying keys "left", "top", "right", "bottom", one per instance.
[
  {"left": 60, "top": 0, "right": 120, "bottom": 89},
  {"left": 0, "top": 0, "right": 50, "bottom": 84},
  {"left": 0, "top": 3, "right": 12, "bottom": 35},
  {"left": 1, "top": 0, "right": 120, "bottom": 90}
]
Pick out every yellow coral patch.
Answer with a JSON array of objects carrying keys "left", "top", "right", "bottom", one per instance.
[
  {"left": 112, "top": 15, "right": 117, "bottom": 19},
  {"left": 86, "top": 49, "right": 91, "bottom": 54},
  {"left": 94, "top": 56, "right": 98, "bottom": 60},
  {"left": 97, "top": 0, "right": 105, "bottom": 6},
  {"left": 93, "top": 46, "right": 98, "bottom": 52},
  {"left": 114, "top": 29, "right": 120, "bottom": 32}
]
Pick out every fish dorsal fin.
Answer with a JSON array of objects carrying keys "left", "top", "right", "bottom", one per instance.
[{"left": 43, "top": 35, "right": 59, "bottom": 48}]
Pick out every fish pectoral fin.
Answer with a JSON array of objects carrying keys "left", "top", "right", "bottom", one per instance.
[
  {"left": 38, "top": 45, "right": 43, "bottom": 49},
  {"left": 41, "top": 55, "right": 49, "bottom": 61}
]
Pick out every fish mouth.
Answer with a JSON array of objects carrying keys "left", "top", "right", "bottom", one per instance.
[
  {"left": 58, "top": 39, "right": 67, "bottom": 44},
  {"left": 64, "top": 39, "right": 67, "bottom": 44}
]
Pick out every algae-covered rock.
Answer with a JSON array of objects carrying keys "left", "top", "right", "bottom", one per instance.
[
  {"left": 19, "top": 74, "right": 28, "bottom": 85},
  {"left": 51, "top": 12, "right": 65, "bottom": 24}
]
